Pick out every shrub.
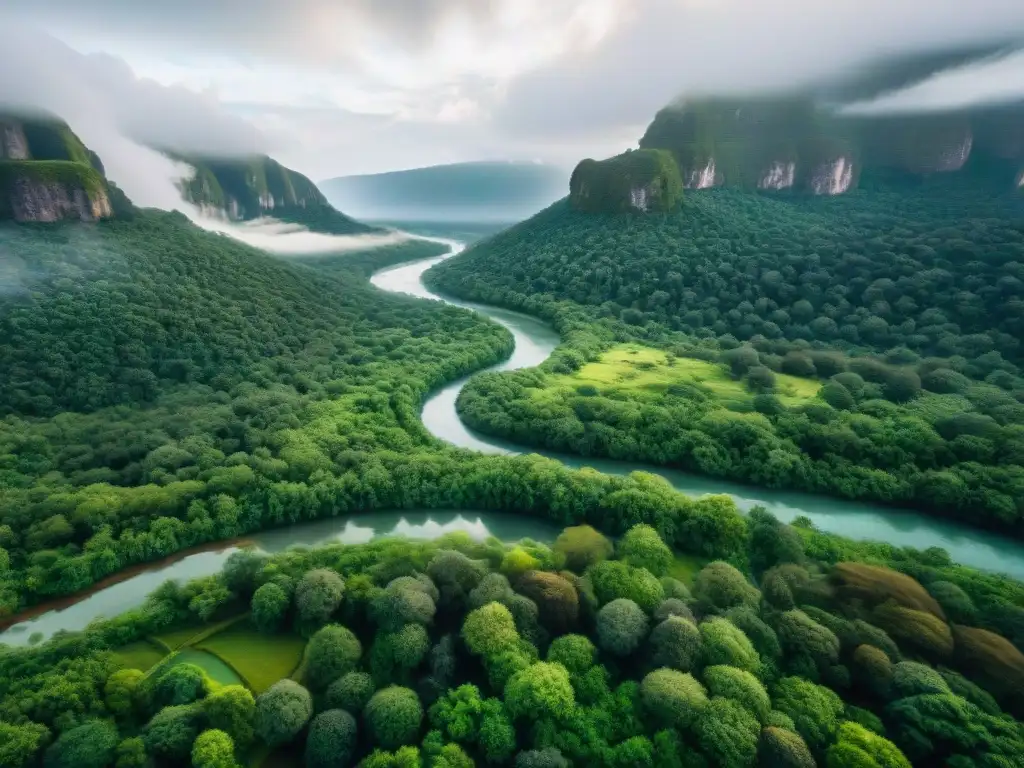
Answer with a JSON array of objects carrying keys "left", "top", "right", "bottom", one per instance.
[
  {"left": 44, "top": 720, "right": 118, "bottom": 768},
  {"left": 891, "top": 661, "right": 951, "bottom": 699},
  {"left": 515, "top": 748, "right": 569, "bottom": 768},
  {"left": 296, "top": 569, "right": 346, "bottom": 626},
  {"left": 759, "top": 727, "right": 815, "bottom": 768},
  {"left": 659, "top": 577, "right": 691, "bottom": 601},
  {"left": 104, "top": 668, "right": 143, "bottom": 719},
  {"left": 772, "top": 676, "right": 845, "bottom": 754},
  {"left": 427, "top": 551, "right": 487, "bottom": 608},
  {"left": 252, "top": 582, "right": 290, "bottom": 633},
  {"left": 725, "top": 606, "right": 782, "bottom": 660},
  {"left": 147, "top": 663, "right": 208, "bottom": 709},
  {"left": 760, "top": 569, "right": 796, "bottom": 610},
  {"left": 553, "top": 525, "right": 613, "bottom": 572},
  {"left": 501, "top": 547, "right": 541, "bottom": 578},
  {"left": 327, "top": 672, "right": 376, "bottom": 713},
  {"left": 596, "top": 598, "right": 649, "bottom": 657},
  {"left": 587, "top": 560, "right": 664, "bottom": 612},
  {"left": 305, "top": 624, "right": 362, "bottom": 689},
  {"left": 468, "top": 573, "right": 514, "bottom": 609},
  {"left": 0, "top": 721, "right": 49, "bottom": 768},
  {"left": 504, "top": 662, "right": 575, "bottom": 721},
  {"left": 872, "top": 602, "right": 953, "bottom": 659},
  {"left": 463, "top": 602, "right": 520, "bottom": 657},
  {"left": 306, "top": 709, "right": 358, "bottom": 768},
  {"left": 851, "top": 645, "right": 894, "bottom": 698},
  {"left": 700, "top": 618, "right": 760, "bottom": 674},
  {"left": 696, "top": 697, "right": 761, "bottom": 768},
  {"left": 372, "top": 578, "right": 437, "bottom": 632},
  {"left": 143, "top": 704, "right": 203, "bottom": 761},
  {"left": 703, "top": 665, "right": 771, "bottom": 723},
  {"left": 113, "top": 737, "right": 147, "bottom": 768},
  {"left": 843, "top": 704, "right": 885, "bottom": 735},
  {"left": 826, "top": 722, "right": 911, "bottom": 768},
  {"left": 255, "top": 680, "right": 313, "bottom": 747},
  {"left": 832, "top": 563, "right": 943, "bottom": 618},
  {"left": 776, "top": 610, "right": 840, "bottom": 665},
  {"left": 653, "top": 598, "right": 694, "bottom": 623},
  {"left": 937, "top": 668, "right": 1002, "bottom": 715},
  {"left": 203, "top": 685, "right": 256, "bottom": 747},
  {"left": 820, "top": 382, "right": 855, "bottom": 410},
  {"left": 951, "top": 624, "right": 1024, "bottom": 698},
  {"left": 650, "top": 615, "right": 702, "bottom": 672},
  {"left": 640, "top": 669, "right": 708, "bottom": 729},
  {"left": 516, "top": 571, "right": 580, "bottom": 633},
  {"left": 191, "top": 729, "right": 238, "bottom": 768},
  {"left": 364, "top": 687, "right": 423, "bottom": 749},
  {"left": 619, "top": 524, "right": 673, "bottom": 576},
  {"left": 546, "top": 634, "right": 596, "bottom": 675},
  {"left": 371, "top": 624, "right": 431, "bottom": 682},
  {"left": 693, "top": 561, "right": 759, "bottom": 615},
  {"left": 927, "top": 581, "right": 977, "bottom": 624}
]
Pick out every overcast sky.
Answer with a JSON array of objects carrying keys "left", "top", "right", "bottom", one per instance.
[{"left": 3, "top": 0, "right": 1024, "bottom": 182}]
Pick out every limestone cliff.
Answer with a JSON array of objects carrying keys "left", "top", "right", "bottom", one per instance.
[
  {"left": 0, "top": 115, "right": 123, "bottom": 223},
  {"left": 569, "top": 149, "right": 682, "bottom": 213}
]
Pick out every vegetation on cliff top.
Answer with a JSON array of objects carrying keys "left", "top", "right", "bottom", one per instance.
[{"left": 569, "top": 149, "right": 682, "bottom": 213}]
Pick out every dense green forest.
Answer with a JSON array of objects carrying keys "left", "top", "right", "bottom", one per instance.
[
  {"left": 426, "top": 180, "right": 1024, "bottom": 531},
  {"left": 2, "top": 505, "right": 1024, "bottom": 768}
]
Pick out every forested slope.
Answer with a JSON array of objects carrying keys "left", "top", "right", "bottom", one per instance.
[{"left": 427, "top": 178, "right": 1024, "bottom": 530}]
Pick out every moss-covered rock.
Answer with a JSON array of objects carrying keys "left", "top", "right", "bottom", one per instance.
[{"left": 569, "top": 149, "right": 682, "bottom": 213}]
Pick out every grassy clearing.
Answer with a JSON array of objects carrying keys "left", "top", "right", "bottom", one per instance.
[
  {"left": 152, "top": 616, "right": 246, "bottom": 653},
  {"left": 668, "top": 554, "right": 708, "bottom": 587},
  {"left": 149, "top": 648, "right": 243, "bottom": 687},
  {"left": 196, "top": 622, "right": 307, "bottom": 694},
  {"left": 546, "top": 344, "right": 820, "bottom": 407},
  {"left": 114, "top": 640, "right": 166, "bottom": 672}
]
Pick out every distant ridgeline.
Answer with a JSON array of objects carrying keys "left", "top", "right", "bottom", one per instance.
[
  {"left": 0, "top": 114, "right": 132, "bottom": 222},
  {"left": 572, "top": 99, "right": 1024, "bottom": 213},
  {"left": 171, "top": 153, "right": 379, "bottom": 235}
]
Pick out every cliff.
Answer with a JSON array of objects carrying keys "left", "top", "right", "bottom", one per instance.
[
  {"left": 637, "top": 98, "right": 1024, "bottom": 196},
  {"left": 569, "top": 149, "right": 682, "bottom": 213},
  {"left": 0, "top": 115, "right": 124, "bottom": 222},
  {"left": 174, "top": 154, "right": 377, "bottom": 235}
]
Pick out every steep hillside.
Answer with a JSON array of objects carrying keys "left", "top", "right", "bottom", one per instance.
[
  {"left": 175, "top": 153, "right": 377, "bottom": 235},
  {"left": 319, "top": 161, "right": 566, "bottom": 222},
  {"left": 0, "top": 114, "right": 131, "bottom": 222}
]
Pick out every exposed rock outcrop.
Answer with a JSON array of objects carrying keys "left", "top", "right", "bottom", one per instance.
[
  {"left": 810, "top": 157, "right": 855, "bottom": 196},
  {"left": 0, "top": 122, "right": 29, "bottom": 160},
  {"left": 10, "top": 177, "right": 112, "bottom": 222},
  {"left": 687, "top": 159, "right": 719, "bottom": 189},
  {"left": 759, "top": 161, "right": 796, "bottom": 190}
]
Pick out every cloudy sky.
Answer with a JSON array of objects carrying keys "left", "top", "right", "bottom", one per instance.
[{"left": 3, "top": 0, "right": 1024, "bottom": 183}]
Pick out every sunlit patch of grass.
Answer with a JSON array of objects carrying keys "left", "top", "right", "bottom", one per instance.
[
  {"left": 668, "top": 554, "right": 708, "bottom": 587},
  {"left": 114, "top": 640, "right": 166, "bottom": 672},
  {"left": 196, "top": 621, "right": 307, "bottom": 694}
]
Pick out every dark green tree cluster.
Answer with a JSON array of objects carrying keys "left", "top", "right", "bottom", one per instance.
[{"left": 569, "top": 149, "right": 682, "bottom": 213}]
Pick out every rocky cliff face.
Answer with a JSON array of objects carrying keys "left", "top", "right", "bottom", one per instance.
[
  {"left": 570, "top": 149, "right": 683, "bottom": 213},
  {"left": 10, "top": 177, "right": 111, "bottom": 222},
  {"left": 0, "top": 122, "right": 30, "bottom": 160}
]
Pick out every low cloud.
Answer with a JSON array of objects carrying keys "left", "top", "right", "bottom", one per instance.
[{"left": 193, "top": 217, "right": 412, "bottom": 256}]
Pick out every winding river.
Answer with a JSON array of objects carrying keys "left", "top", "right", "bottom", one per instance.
[
  {"left": 371, "top": 236, "right": 1024, "bottom": 581},
  {"left": 5, "top": 230, "right": 1023, "bottom": 647}
]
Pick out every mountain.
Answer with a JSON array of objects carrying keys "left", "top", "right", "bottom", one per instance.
[
  {"left": 173, "top": 153, "right": 377, "bottom": 235},
  {"left": 319, "top": 161, "right": 566, "bottom": 222},
  {"left": 0, "top": 114, "right": 132, "bottom": 222}
]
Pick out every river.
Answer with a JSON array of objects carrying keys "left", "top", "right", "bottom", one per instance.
[{"left": 370, "top": 236, "right": 1024, "bottom": 581}]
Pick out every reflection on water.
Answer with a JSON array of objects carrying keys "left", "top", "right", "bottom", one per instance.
[{"left": 0, "top": 511, "right": 557, "bottom": 647}]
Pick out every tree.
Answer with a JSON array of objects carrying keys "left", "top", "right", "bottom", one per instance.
[
  {"left": 587, "top": 560, "right": 664, "bottom": 612},
  {"left": 772, "top": 677, "right": 844, "bottom": 754},
  {"left": 221, "top": 549, "right": 266, "bottom": 597},
  {"left": 693, "top": 562, "right": 759, "bottom": 615},
  {"left": 113, "top": 737, "right": 148, "bottom": 768},
  {"left": 699, "top": 618, "right": 760, "bottom": 674},
  {"left": 826, "top": 722, "right": 911, "bottom": 768},
  {"left": 0, "top": 721, "right": 49, "bottom": 768},
  {"left": 851, "top": 645, "right": 894, "bottom": 698},
  {"left": 255, "top": 680, "right": 313, "bottom": 747},
  {"left": 463, "top": 602, "right": 520, "bottom": 657},
  {"left": 695, "top": 697, "right": 761, "bottom": 768},
  {"left": 516, "top": 571, "right": 580, "bottom": 633},
  {"left": 891, "top": 662, "right": 950, "bottom": 699},
  {"left": 203, "top": 685, "right": 256, "bottom": 747},
  {"left": 776, "top": 610, "right": 841, "bottom": 666},
  {"left": 596, "top": 598, "right": 649, "bottom": 656},
  {"left": 650, "top": 615, "right": 702, "bottom": 672},
  {"left": 703, "top": 665, "right": 770, "bottom": 723},
  {"left": 619, "top": 524, "right": 672, "bottom": 576},
  {"left": 252, "top": 582, "right": 289, "bottom": 633},
  {"left": 820, "top": 382, "right": 855, "bottom": 410},
  {"left": 191, "top": 729, "right": 239, "bottom": 768},
  {"left": 468, "top": 573, "right": 514, "bottom": 609},
  {"left": 104, "top": 668, "right": 144, "bottom": 719},
  {"left": 147, "top": 663, "right": 208, "bottom": 709},
  {"left": 43, "top": 720, "right": 118, "bottom": 768},
  {"left": 639, "top": 669, "right": 707, "bottom": 729},
  {"left": 326, "top": 672, "right": 376, "bottom": 713},
  {"left": 871, "top": 602, "right": 953, "bottom": 660},
  {"left": 951, "top": 624, "right": 1024, "bottom": 699},
  {"left": 143, "top": 704, "right": 203, "bottom": 762},
  {"left": 553, "top": 525, "right": 613, "bottom": 572},
  {"left": 305, "top": 624, "right": 362, "bottom": 690},
  {"left": 373, "top": 577, "right": 437, "bottom": 632},
  {"left": 515, "top": 748, "right": 569, "bottom": 768},
  {"left": 653, "top": 598, "right": 694, "bottom": 623},
  {"left": 305, "top": 709, "right": 358, "bottom": 768},
  {"left": 364, "top": 686, "right": 423, "bottom": 749},
  {"left": 371, "top": 624, "right": 430, "bottom": 683},
  {"left": 504, "top": 662, "right": 575, "bottom": 722},
  {"left": 427, "top": 550, "right": 487, "bottom": 609},
  {"left": 546, "top": 634, "right": 596, "bottom": 676},
  {"left": 295, "top": 568, "right": 345, "bottom": 626},
  {"left": 758, "top": 727, "right": 816, "bottom": 768},
  {"left": 926, "top": 581, "right": 976, "bottom": 625}
]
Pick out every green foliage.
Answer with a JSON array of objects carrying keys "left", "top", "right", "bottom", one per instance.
[
  {"left": 776, "top": 609, "right": 841, "bottom": 665},
  {"left": 619, "top": 524, "right": 673, "bottom": 576},
  {"left": 696, "top": 697, "right": 761, "bottom": 768},
  {"left": 252, "top": 583, "right": 290, "bottom": 633},
  {"left": 306, "top": 624, "right": 363, "bottom": 689},
  {"left": 255, "top": 679, "right": 313, "bottom": 747},
  {"left": 0, "top": 721, "right": 50, "bottom": 768},
  {"left": 373, "top": 577, "right": 438, "bottom": 632},
  {"left": 306, "top": 709, "right": 358, "bottom": 768},
  {"left": 142, "top": 704, "right": 203, "bottom": 762},
  {"left": 515, "top": 748, "right": 569, "bottom": 768},
  {"left": 891, "top": 662, "right": 951, "bottom": 699},
  {"left": 504, "top": 662, "right": 575, "bottom": 721},
  {"left": 365, "top": 686, "right": 424, "bottom": 749},
  {"left": 871, "top": 602, "right": 954, "bottom": 659},
  {"left": 371, "top": 624, "right": 430, "bottom": 683},
  {"left": 546, "top": 634, "right": 596, "bottom": 675},
  {"left": 640, "top": 668, "right": 708, "bottom": 728},
  {"left": 759, "top": 727, "right": 816, "bottom": 768},
  {"left": 587, "top": 560, "right": 665, "bottom": 612},
  {"left": 327, "top": 671, "right": 377, "bottom": 713},
  {"left": 296, "top": 569, "right": 346, "bottom": 627},
  {"left": 463, "top": 602, "right": 519, "bottom": 658},
  {"left": 650, "top": 615, "right": 702, "bottom": 672},
  {"left": 553, "top": 525, "right": 613, "bottom": 572},
  {"left": 203, "top": 685, "right": 255, "bottom": 747},
  {"left": 516, "top": 571, "right": 580, "bottom": 633},
  {"left": 569, "top": 149, "right": 683, "bottom": 213},
  {"left": 826, "top": 722, "right": 911, "bottom": 768},
  {"left": 191, "top": 729, "right": 239, "bottom": 768},
  {"left": 44, "top": 720, "right": 118, "bottom": 768},
  {"left": 852, "top": 645, "right": 894, "bottom": 698},
  {"left": 772, "top": 676, "right": 845, "bottom": 754},
  {"left": 105, "top": 668, "right": 144, "bottom": 719},
  {"left": 596, "top": 598, "right": 649, "bottom": 656},
  {"left": 700, "top": 618, "right": 761, "bottom": 674},
  {"left": 693, "top": 561, "right": 760, "bottom": 615},
  {"left": 704, "top": 665, "right": 771, "bottom": 723},
  {"left": 114, "top": 737, "right": 147, "bottom": 768},
  {"left": 926, "top": 581, "right": 977, "bottom": 624},
  {"left": 428, "top": 551, "right": 487, "bottom": 609}
]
